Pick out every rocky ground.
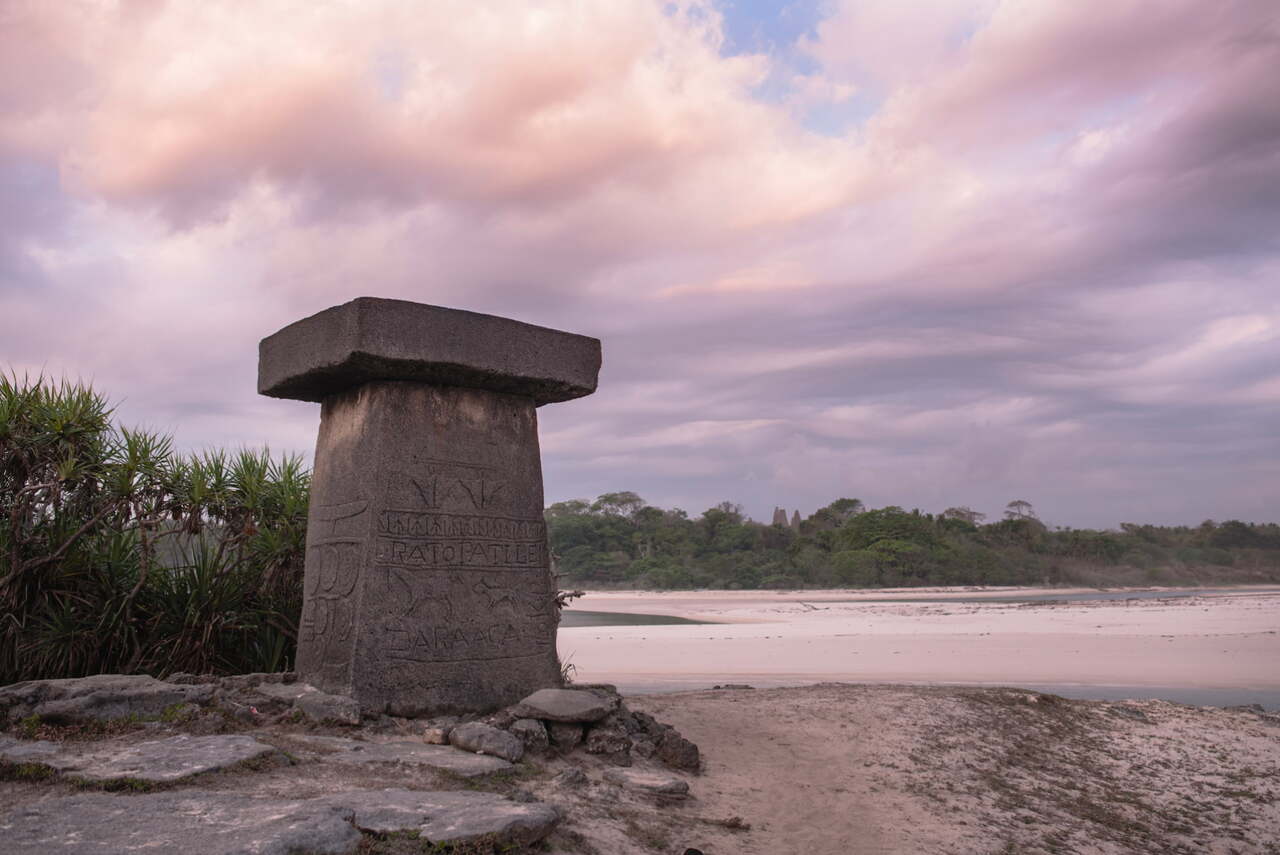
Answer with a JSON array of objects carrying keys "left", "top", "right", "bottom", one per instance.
[
  {"left": 0, "top": 673, "right": 705, "bottom": 854},
  {"left": 1, "top": 674, "right": 1278, "bottom": 854}
]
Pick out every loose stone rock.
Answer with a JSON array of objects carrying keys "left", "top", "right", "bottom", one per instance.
[
  {"left": 252, "top": 682, "right": 318, "bottom": 703},
  {"left": 512, "top": 687, "right": 619, "bottom": 722},
  {"left": 548, "top": 721, "right": 584, "bottom": 752},
  {"left": 219, "top": 672, "right": 295, "bottom": 691},
  {"left": 165, "top": 673, "right": 216, "bottom": 685},
  {"left": 603, "top": 767, "right": 691, "bottom": 799},
  {"left": 295, "top": 689, "right": 361, "bottom": 725},
  {"left": 657, "top": 729, "right": 701, "bottom": 773},
  {"left": 0, "top": 675, "right": 214, "bottom": 724},
  {"left": 553, "top": 767, "right": 589, "bottom": 788},
  {"left": 450, "top": 721, "right": 525, "bottom": 762},
  {"left": 58, "top": 734, "right": 278, "bottom": 784},
  {"left": 584, "top": 716, "right": 632, "bottom": 767},
  {"left": 291, "top": 735, "right": 512, "bottom": 777},
  {"left": 335, "top": 788, "right": 559, "bottom": 846},
  {"left": 630, "top": 710, "right": 670, "bottom": 738},
  {"left": 509, "top": 717, "right": 550, "bottom": 753}
]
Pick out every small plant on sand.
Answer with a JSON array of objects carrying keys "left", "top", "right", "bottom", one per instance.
[
  {"left": 16, "top": 713, "right": 41, "bottom": 739},
  {"left": 0, "top": 761, "right": 55, "bottom": 782}
]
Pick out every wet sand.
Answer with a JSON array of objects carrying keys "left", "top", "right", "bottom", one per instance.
[{"left": 557, "top": 587, "right": 1280, "bottom": 696}]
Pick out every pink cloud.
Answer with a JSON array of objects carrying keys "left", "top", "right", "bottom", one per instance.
[{"left": 2, "top": 0, "right": 1278, "bottom": 527}]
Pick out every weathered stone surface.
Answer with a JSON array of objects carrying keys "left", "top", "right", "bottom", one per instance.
[
  {"left": 510, "top": 717, "right": 550, "bottom": 753},
  {"left": 59, "top": 734, "right": 278, "bottom": 783},
  {"left": 0, "top": 788, "right": 558, "bottom": 854},
  {"left": 253, "top": 682, "right": 316, "bottom": 703},
  {"left": 547, "top": 721, "right": 584, "bottom": 751},
  {"left": 260, "top": 301, "right": 600, "bottom": 717},
  {"left": 296, "top": 689, "right": 361, "bottom": 725},
  {"left": 0, "top": 674, "right": 213, "bottom": 724},
  {"left": 0, "top": 790, "right": 361, "bottom": 855},
  {"left": 258, "top": 297, "right": 601, "bottom": 405},
  {"left": 0, "top": 734, "right": 276, "bottom": 783},
  {"left": 286, "top": 385, "right": 564, "bottom": 716},
  {"left": 295, "top": 735, "right": 512, "bottom": 777},
  {"left": 657, "top": 729, "right": 701, "bottom": 772},
  {"left": 450, "top": 721, "right": 524, "bottom": 762},
  {"left": 512, "top": 687, "right": 619, "bottom": 722},
  {"left": 219, "top": 672, "right": 295, "bottom": 690},
  {"left": 603, "top": 767, "right": 690, "bottom": 798},
  {"left": 0, "top": 736, "right": 64, "bottom": 765},
  {"left": 584, "top": 720, "right": 632, "bottom": 767},
  {"left": 553, "top": 767, "right": 589, "bottom": 788},
  {"left": 334, "top": 788, "right": 559, "bottom": 846}
]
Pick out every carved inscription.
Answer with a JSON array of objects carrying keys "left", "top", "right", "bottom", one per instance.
[
  {"left": 298, "top": 500, "right": 370, "bottom": 682},
  {"left": 410, "top": 470, "right": 505, "bottom": 512},
  {"left": 375, "top": 511, "right": 547, "bottom": 570},
  {"left": 375, "top": 569, "right": 554, "bottom": 663}
]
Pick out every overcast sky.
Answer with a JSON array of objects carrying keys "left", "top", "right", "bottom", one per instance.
[{"left": 3, "top": 0, "right": 1277, "bottom": 528}]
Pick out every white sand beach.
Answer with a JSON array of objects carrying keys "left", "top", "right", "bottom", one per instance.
[
  {"left": 545, "top": 586, "right": 1280, "bottom": 852},
  {"left": 558, "top": 587, "right": 1280, "bottom": 694}
]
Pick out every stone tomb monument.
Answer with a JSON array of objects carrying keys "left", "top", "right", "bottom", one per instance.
[{"left": 259, "top": 298, "right": 600, "bottom": 716}]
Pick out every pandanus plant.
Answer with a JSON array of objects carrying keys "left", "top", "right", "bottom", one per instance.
[{"left": 0, "top": 373, "right": 309, "bottom": 682}]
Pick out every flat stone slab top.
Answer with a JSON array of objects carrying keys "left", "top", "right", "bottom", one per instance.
[
  {"left": 449, "top": 721, "right": 525, "bottom": 762},
  {"left": 33, "top": 734, "right": 278, "bottom": 784},
  {"left": 513, "top": 688, "right": 620, "bottom": 722},
  {"left": 258, "top": 297, "right": 601, "bottom": 405},
  {"left": 0, "top": 788, "right": 558, "bottom": 854},
  {"left": 334, "top": 788, "right": 559, "bottom": 846},
  {"left": 291, "top": 735, "right": 513, "bottom": 777},
  {"left": 0, "top": 674, "right": 213, "bottom": 724}
]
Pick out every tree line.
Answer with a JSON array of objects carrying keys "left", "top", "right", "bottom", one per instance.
[{"left": 547, "top": 492, "right": 1280, "bottom": 590}]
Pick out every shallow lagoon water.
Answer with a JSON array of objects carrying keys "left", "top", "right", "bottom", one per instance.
[
  {"left": 559, "top": 609, "right": 707, "bottom": 627},
  {"left": 824, "top": 586, "right": 1280, "bottom": 605}
]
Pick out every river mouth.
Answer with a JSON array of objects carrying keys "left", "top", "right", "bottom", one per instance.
[{"left": 559, "top": 609, "right": 709, "bottom": 627}]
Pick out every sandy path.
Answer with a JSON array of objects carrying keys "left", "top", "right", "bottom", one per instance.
[{"left": 626, "top": 687, "right": 896, "bottom": 854}]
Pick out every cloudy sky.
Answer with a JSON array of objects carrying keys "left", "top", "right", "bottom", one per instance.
[{"left": 3, "top": 0, "right": 1277, "bottom": 528}]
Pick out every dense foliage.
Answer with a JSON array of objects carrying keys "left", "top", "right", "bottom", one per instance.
[
  {"left": 0, "top": 376, "right": 307, "bottom": 683},
  {"left": 547, "top": 492, "right": 1280, "bottom": 590}
]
